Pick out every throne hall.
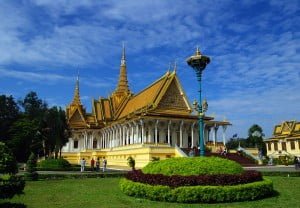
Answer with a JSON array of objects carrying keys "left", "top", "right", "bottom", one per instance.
[{"left": 62, "top": 47, "right": 231, "bottom": 168}]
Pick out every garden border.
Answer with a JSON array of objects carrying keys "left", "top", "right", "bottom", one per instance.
[{"left": 120, "top": 178, "right": 274, "bottom": 203}]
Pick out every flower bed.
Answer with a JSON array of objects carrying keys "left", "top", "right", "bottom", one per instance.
[
  {"left": 126, "top": 169, "right": 262, "bottom": 188},
  {"left": 120, "top": 157, "right": 274, "bottom": 203},
  {"left": 120, "top": 178, "right": 273, "bottom": 203}
]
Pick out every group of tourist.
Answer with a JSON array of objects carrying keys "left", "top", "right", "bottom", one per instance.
[{"left": 80, "top": 157, "right": 107, "bottom": 172}]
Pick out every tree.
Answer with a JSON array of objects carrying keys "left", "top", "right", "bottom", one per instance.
[
  {"left": 9, "top": 91, "right": 49, "bottom": 160},
  {"left": 0, "top": 95, "right": 20, "bottom": 143},
  {"left": 8, "top": 117, "right": 40, "bottom": 162},
  {"left": 226, "top": 137, "right": 247, "bottom": 149},
  {"left": 246, "top": 124, "right": 266, "bottom": 155},
  {"left": 19, "top": 91, "right": 47, "bottom": 121},
  {"left": 43, "top": 107, "right": 70, "bottom": 158}
]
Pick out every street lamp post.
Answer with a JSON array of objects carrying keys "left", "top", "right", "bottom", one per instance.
[{"left": 186, "top": 47, "right": 210, "bottom": 156}]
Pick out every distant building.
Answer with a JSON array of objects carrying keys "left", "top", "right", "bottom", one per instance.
[
  {"left": 61, "top": 46, "right": 231, "bottom": 168},
  {"left": 265, "top": 121, "right": 300, "bottom": 158}
]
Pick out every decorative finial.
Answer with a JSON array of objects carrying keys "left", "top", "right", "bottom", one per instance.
[
  {"left": 166, "top": 62, "right": 171, "bottom": 73},
  {"left": 173, "top": 60, "right": 177, "bottom": 72},
  {"left": 121, "top": 42, "right": 126, "bottom": 66},
  {"left": 196, "top": 46, "right": 201, "bottom": 56},
  {"left": 77, "top": 68, "right": 79, "bottom": 81}
]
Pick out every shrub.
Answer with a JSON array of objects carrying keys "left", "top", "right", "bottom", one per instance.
[
  {"left": 0, "top": 142, "right": 25, "bottom": 199},
  {"left": 127, "top": 156, "right": 135, "bottom": 170},
  {"left": 25, "top": 152, "right": 38, "bottom": 181},
  {"left": 151, "top": 157, "right": 160, "bottom": 162},
  {"left": 142, "top": 157, "right": 244, "bottom": 176},
  {"left": 126, "top": 170, "right": 262, "bottom": 188},
  {"left": 119, "top": 178, "right": 274, "bottom": 203},
  {"left": 38, "top": 158, "right": 71, "bottom": 169},
  {"left": 0, "top": 174, "right": 25, "bottom": 199},
  {"left": 0, "top": 142, "right": 18, "bottom": 174}
]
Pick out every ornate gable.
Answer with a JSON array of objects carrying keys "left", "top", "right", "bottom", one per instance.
[
  {"left": 157, "top": 79, "right": 188, "bottom": 110},
  {"left": 282, "top": 121, "right": 295, "bottom": 135},
  {"left": 273, "top": 121, "right": 300, "bottom": 137},
  {"left": 68, "top": 108, "right": 86, "bottom": 128}
]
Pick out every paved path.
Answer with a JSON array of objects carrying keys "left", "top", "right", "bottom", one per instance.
[
  {"left": 244, "top": 165, "right": 299, "bottom": 172},
  {"left": 18, "top": 165, "right": 299, "bottom": 175}
]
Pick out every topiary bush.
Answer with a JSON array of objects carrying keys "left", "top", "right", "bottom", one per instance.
[
  {"left": 0, "top": 142, "right": 25, "bottom": 199},
  {"left": 0, "top": 174, "right": 25, "bottom": 199},
  {"left": 38, "top": 158, "right": 71, "bottom": 170},
  {"left": 120, "top": 178, "right": 273, "bottom": 203},
  {"left": 127, "top": 156, "right": 135, "bottom": 171},
  {"left": 120, "top": 157, "right": 274, "bottom": 203},
  {"left": 142, "top": 157, "right": 244, "bottom": 176}
]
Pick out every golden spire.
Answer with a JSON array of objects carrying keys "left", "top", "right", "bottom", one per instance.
[
  {"left": 115, "top": 44, "right": 131, "bottom": 95},
  {"left": 72, "top": 72, "right": 81, "bottom": 104}
]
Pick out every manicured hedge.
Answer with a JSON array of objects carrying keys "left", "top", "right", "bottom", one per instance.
[
  {"left": 126, "top": 170, "right": 262, "bottom": 187},
  {"left": 142, "top": 157, "right": 244, "bottom": 176},
  {"left": 38, "top": 158, "right": 71, "bottom": 169},
  {"left": 119, "top": 178, "right": 274, "bottom": 203},
  {"left": 0, "top": 175, "right": 25, "bottom": 199}
]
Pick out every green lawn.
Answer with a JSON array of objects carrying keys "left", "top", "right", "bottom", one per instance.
[{"left": 1, "top": 177, "right": 300, "bottom": 208}]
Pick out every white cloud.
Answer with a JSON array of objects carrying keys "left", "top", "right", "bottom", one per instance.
[{"left": 0, "top": 0, "right": 299, "bottom": 139}]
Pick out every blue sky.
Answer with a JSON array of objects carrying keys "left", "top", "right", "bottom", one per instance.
[{"left": 0, "top": 0, "right": 299, "bottom": 139}]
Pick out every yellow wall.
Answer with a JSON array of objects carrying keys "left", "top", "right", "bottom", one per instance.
[
  {"left": 62, "top": 144, "right": 186, "bottom": 169},
  {"left": 266, "top": 139, "right": 300, "bottom": 158}
]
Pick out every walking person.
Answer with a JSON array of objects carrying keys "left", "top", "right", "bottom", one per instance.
[
  {"left": 102, "top": 157, "right": 107, "bottom": 172},
  {"left": 295, "top": 157, "right": 300, "bottom": 170},
  {"left": 96, "top": 158, "right": 100, "bottom": 172},
  {"left": 91, "top": 158, "right": 95, "bottom": 171},
  {"left": 80, "top": 158, "right": 86, "bottom": 172}
]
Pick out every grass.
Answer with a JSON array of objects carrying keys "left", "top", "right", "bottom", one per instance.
[{"left": 1, "top": 176, "right": 300, "bottom": 208}]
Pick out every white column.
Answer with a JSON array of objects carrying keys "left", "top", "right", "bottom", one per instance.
[
  {"left": 136, "top": 122, "right": 140, "bottom": 143},
  {"left": 167, "top": 121, "right": 171, "bottom": 145},
  {"left": 140, "top": 120, "right": 144, "bottom": 144},
  {"left": 222, "top": 125, "right": 227, "bottom": 145},
  {"left": 126, "top": 125, "right": 130, "bottom": 145},
  {"left": 84, "top": 131, "right": 87, "bottom": 149},
  {"left": 213, "top": 124, "right": 219, "bottom": 145},
  {"left": 191, "top": 122, "right": 196, "bottom": 148},
  {"left": 122, "top": 126, "right": 125, "bottom": 146},
  {"left": 91, "top": 132, "right": 94, "bottom": 149},
  {"left": 180, "top": 121, "right": 184, "bottom": 147},
  {"left": 131, "top": 123, "right": 134, "bottom": 144},
  {"left": 155, "top": 120, "right": 159, "bottom": 145}
]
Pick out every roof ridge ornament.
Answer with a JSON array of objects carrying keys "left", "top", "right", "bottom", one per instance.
[{"left": 173, "top": 60, "right": 177, "bottom": 72}]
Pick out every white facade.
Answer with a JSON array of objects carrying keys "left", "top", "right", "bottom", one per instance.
[{"left": 62, "top": 118, "right": 228, "bottom": 152}]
